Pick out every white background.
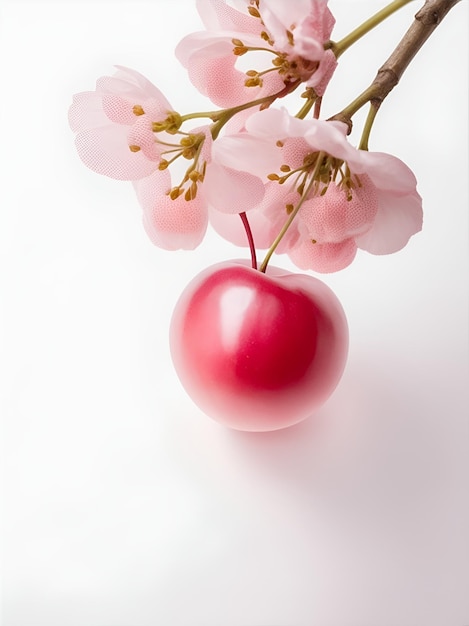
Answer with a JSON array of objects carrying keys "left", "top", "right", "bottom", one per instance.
[{"left": 1, "top": 1, "right": 468, "bottom": 625}]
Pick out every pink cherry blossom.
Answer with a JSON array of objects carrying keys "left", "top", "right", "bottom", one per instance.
[
  {"left": 69, "top": 66, "right": 174, "bottom": 180},
  {"left": 129, "top": 120, "right": 273, "bottom": 250},
  {"left": 70, "top": 69, "right": 216, "bottom": 250},
  {"left": 175, "top": 0, "right": 337, "bottom": 108},
  {"left": 132, "top": 124, "right": 214, "bottom": 251},
  {"left": 211, "top": 108, "right": 423, "bottom": 272}
]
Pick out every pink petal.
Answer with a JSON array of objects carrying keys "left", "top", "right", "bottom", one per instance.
[
  {"left": 176, "top": 25, "right": 287, "bottom": 107},
  {"left": 257, "top": 182, "right": 302, "bottom": 253},
  {"left": 306, "top": 49, "right": 338, "bottom": 96},
  {"left": 355, "top": 189, "right": 423, "bottom": 254},
  {"left": 358, "top": 151, "right": 418, "bottom": 193},
  {"left": 259, "top": 0, "right": 325, "bottom": 57},
  {"left": 127, "top": 116, "right": 161, "bottom": 162},
  {"left": 132, "top": 168, "right": 171, "bottom": 210},
  {"left": 298, "top": 177, "right": 378, "bottom": 243},
  {"left": 69, "top": 92, "right": 111, "bottom": 132},
  {"left": 178, "top": 43, "right": 284, "bottom": 107},
  {"left": 203, "top": 162, "right": 265, "bottom": 213},
  {"left": 74, "top": 125, "right": 157, "bottom": 180},
  {"left": 289, "top": 237, "right": 357, "bottom": 273},
  {"left": 304, "top": 119, "right": 358, "bottom": 163},
  {"left": 245, "top": 109, "right": 350, "bottom": 155},
  {"left": 135, "top": 171, "right": 208, "bottom": 251},
  {"left": 212, "top": 132, "right": 283, "bottom": 178},
  {"left": 195, "top": 0, "right": 261, "bottom": 33},
  {"left": 296, "top": 1, "right": 336, "bottom": 45},
  {"left": 222, "top": 107, "right": 260, "bottom": 135},
  {"left": 280, "top": 137, "right": 312, "bottom": 169},
  {"left": 245, "top": 108, "right": 307, "bottom": 139},
  {"left": 208, "top": 206, "right": 274, "bottom": 249},
  {"left": 98, "top": 66, "right": 172, "bottom": 110},
  {"left": 176, "top": 32, "right": 237, "bottom": 64},
  {"left": 100, "top": 94, "right": 139, "bottom": 126},
  {"left": 183, "top": 49, "right": 254, "bottom": 107}
]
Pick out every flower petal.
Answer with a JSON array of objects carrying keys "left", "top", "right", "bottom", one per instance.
[
  {"left": 127, "top": 116, "right": 161, "bottom": 162},
  {"left": 258, "top": 0, "right": 335, "bottom": 60},
  {"left": 195, "top": 0, "right": 261, "bottom": 33},
  {"left": 358, "top": 151, "right": 418, "bottom": 193},
  {"left": 74, "top": 125, "right": 157, "bottom": 180},
  {"left": 298, "top": 177, "right": 378, "bottom": 244},
  {"left": 289, "top": 237, "right": 357, "bottom": 273},
  {"left": 208, "top": 206, "right": 274, "bottom": 248},
  {"left": 180, "top": 48, "right": 255, "bottom": 107},
  {"left": 98, "top": 66, "right": 172, "bottom": 109},
  {"left": 69, "top": 92, "right": 110, "bottom": 132},
  {"left": 306, "top": 49, "right": 338, "bottom": 96},
  {"left": 245, "top": 108, "right": 306, "bottom": 139},
  {"left": 212, "top": 132, "right": 283, "bottom": 178},
  {"left": 203, "top": 162, "right": 265, "bottom": 213},
  {"left": 304, "top": 119, "right": 357, "bottom": 163},
  {"left": 355, "top": 189, "right": 423, "bottom": 254},
  {"left": 135, "top": 170, "right": 208, "bottom": 250}
]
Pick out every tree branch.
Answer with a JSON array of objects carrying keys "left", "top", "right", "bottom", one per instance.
[{"left": 330, "top": 0, "right": 462, "bottom": 131}]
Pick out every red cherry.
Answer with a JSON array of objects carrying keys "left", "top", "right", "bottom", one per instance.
[{"left": 170, "top": 261, "right": 348, "bottom": 432}]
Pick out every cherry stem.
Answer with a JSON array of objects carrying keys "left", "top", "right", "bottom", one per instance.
[{"left": 239, "top": 211, "right": 258, "bottom": 270}]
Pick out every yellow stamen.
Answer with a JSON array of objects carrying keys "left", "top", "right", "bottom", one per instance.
[
  {"left": 248, "top": 6, "right": 260, "bottom": 18},
  {"left": 169, "top": 187, "right": 183, "bottom": 200}
]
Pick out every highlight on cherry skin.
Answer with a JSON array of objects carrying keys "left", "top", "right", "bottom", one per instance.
[{"left": 169, "top": 260, "right": 349, "bottom": 432}]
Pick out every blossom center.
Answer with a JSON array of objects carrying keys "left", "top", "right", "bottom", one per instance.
[
  {"left": 268, "top": 148, "right": 364, "bottom": 216},
  {"left": 232, "top": 2, "right": 321, "bottom": 88}
]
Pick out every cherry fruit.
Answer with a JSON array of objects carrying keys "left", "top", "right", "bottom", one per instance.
[{"left": 170, "top": 261, "right": 348, "bottom": 431}]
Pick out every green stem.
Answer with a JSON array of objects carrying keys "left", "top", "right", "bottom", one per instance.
[
  {"left": 332, "top": 84, "right": 379, "bottom": 128},
  {"left": 179, "top": 94, "right": 275, "bottom": 127},
  {"left": 295, "top": 95, "right": 316, "bottom": 119},
  {"left": 179, "top": 110, "right": 220, "bottom": 123},
  {"left": 209, "top": 95, "right": 277, "bottom": 140},
  {"left": 259, "top": 154, "right": 324, "bottom": 273},
  {"left": 358, "top": 102, "right": 380, "bottom": 150},
  {"left": 328, "top": 0, "right": 416, "bottom": 58}
]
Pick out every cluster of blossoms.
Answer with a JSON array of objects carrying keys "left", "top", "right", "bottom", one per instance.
[{"left": 69, "top": 0, "right": 423, "bottom": 273}]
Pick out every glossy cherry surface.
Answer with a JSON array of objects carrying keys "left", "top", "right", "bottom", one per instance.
[{"left": 170, "top": 261, "right": 349, "bottom": 431}]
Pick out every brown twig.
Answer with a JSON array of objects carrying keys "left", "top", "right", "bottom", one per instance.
[{"left": 329, "top": 0, "right": 462, "bottom": 132}]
